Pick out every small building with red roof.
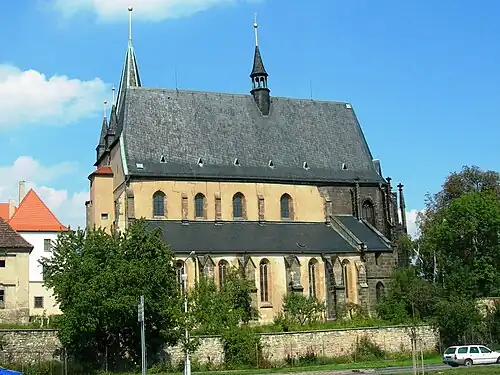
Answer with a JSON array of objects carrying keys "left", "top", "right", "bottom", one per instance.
[
  {"left": 0, "top": 217, "right": 33, "bottom": 323},
  {"left": 4, "top": 182, "right": 68, "bottom": 316}
]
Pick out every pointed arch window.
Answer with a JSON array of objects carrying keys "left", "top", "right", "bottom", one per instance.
[
  {"left": 362, "top": 200, "right": 375, "bottom": 226},
  {"left": 175, "top": 261, "right": 186, "bottom": 294},
  {"left": 342, "top": 260, "right": 350, "bottom": 300},
  {"left": 280, "top": 193, "right": 293, "bottom": 220},
  {"left": 260, "top": 259, "right": 270, "bottom": 303},
  {"left": 218, "top": 260, "right": 229, "bottom": 286},
  {"left": 232, "top": 193, "right": 246, "bottom": 219},
  {"left": 308, "top": 259, "right": 318, "bottom": 298},
  {"left": 153, "top": 191, "right": 166, "bottom": 217},
  {"left": 376, "top": 282, "right": 385, "bottom": 302},
  {"left": 194, "top": 193, "right": 206, "bottom": 219}
]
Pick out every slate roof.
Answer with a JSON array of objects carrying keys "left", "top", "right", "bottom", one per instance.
[
  {"left": 121, "top": 88, "right": 385, "bottom": 184},
  {"left": 0, "top": 217, "right": 33, "bottom": 250},
  {"left": 335, "top": 215, "right": 392, "bottom": 251},
  {"left": 251, "top": 46, "right": 267, "bottom": 77},
  {"left": 146, "top": 218, "right": 391, "bottom": 254}
]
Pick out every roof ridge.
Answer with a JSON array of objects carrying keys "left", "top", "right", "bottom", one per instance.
[
  {"left": 9, "top": 189, "right": 68, "bottom": 232},
  {"left": 127, "top": 87, "right": 350, "bottom": 105}
]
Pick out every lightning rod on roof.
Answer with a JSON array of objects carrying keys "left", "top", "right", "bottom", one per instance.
[
  {"left": 112, "top": 86, "right": 116, "bottom": 105},
  {"left": 253, "top": 13, "right": 259, "bottom": 47},
  {"left": 103, "top": 100, "right": 108, "bottom": 118},
  {"left": 128, "top": 6, "right": 133, "bottom": 42}
]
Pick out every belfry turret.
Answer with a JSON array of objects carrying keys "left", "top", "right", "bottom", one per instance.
[{"left": 250, "top": 15, "right": 270, "bottom": 116}]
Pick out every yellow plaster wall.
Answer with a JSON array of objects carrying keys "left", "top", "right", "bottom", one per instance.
[
  {"left": 0, "top": 252, "right": 29, "bottom": 310},
  {"left": 130, "top": 181, "right": 325, "bottom": 222},
  {"left": 179, "top": 254, "right": 360, "bottom": 324},
  {"left": 29, "top": 282, "right": 60, "bottom": 316},
  {"left": 89, "top": 175, "right": 114, "bottom": 232}
]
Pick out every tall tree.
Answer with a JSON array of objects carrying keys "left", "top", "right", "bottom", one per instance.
[
  {"left": 41, "top": 220, "right": 181, "bottom": 370},
  {"left": 416, "top": 166, "right": 500, "bottom": 297}
]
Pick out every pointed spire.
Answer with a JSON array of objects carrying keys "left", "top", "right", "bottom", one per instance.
[
  {"left": 250, "top": 15, "right": 268, "bottom": 78},
  {"left": 116, "top": 6, "right": 142, "bottom": 114},
  {"left": 96, "top": 100, "right": 109, "bottom": 161},
  {"left": 250, "top": 14, "right": 270, "bottom": 116}
]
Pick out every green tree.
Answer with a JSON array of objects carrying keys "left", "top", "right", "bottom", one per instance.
[
  {"left": 416, "top": 166, "right": 500, "bottom": 296},
  {"left": 376, "top": 267, "right": 439, "bottom": 323},
  {"left": 273, "top": 293, "right": 326, "bottom": 330},
  {"left": 189, "top": 267, "right": 257, "bottom": 335},
  {"left": 41, "top": 220, "right": 181, "bottom": 370}
]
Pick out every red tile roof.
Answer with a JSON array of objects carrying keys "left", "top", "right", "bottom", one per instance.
[
  {"left": 0, "top": 203, "right": 12, "bottom": 221},
  {"left": 0, "top": 217, "right": 33, "bottom": 250},
  {"left": 8, "top": 189, "right": 68, "bottom": 232},
  {"left": 88, "top": 166, "right": 113, "bottom": 179}
]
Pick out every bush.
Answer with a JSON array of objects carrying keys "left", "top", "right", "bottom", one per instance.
[
  {"left": 352, "top": 335, "right": 386, "bottom": 361},
  {"left": 273, "top": 293, "right": 325, "bottom": 331},
  {"left": 221, "top": 325, "right": 262, "bottom": 368}
]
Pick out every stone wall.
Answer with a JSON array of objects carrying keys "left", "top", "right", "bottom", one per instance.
[
  {"left": 0, "top": 325, "right": 437, "bottom": 366},
  {"left": 166, "top": 325, "right": 437, "bottom": 365},
  {"left": 0, "top": 329, "right": 60, "bottom": 364}
]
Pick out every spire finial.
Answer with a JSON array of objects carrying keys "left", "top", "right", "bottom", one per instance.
[
  {"left": 104, "top": 100, "right": 108, "bottom": 118},
  {"left": 253, "top": 13, "right": 259, "bottom": 47},
  {"left": 112, "top": 86, "right": 116, "bottom": 105},
  {"left": 128, "top": 6, "right": 133, "bottom": 41}
]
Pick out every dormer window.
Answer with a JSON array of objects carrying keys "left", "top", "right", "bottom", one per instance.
[
  {"left": 268, "top": 160, "right": 274, "bottom": 168},
  {"left": 303, "top": 162, "right": 309, "bottom": 170},
  {"left": 342, "top": 163, "right": 348, "bottom": 170},
  {"left": 198, "top": 158, "right": 204, "bottom": 167},
  {"left": 234, "top": 158, "right": 240, "bottom": 166},
  {"left": 160, "top": 155, "right": 166, "bottom": 163}
]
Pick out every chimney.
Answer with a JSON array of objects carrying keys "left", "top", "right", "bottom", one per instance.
[
  {"left": 18, "top": 180, "right": 26, "bottom": 204},
  {"left": 8, "top": 199, "right": 15, "bottom": 219}
]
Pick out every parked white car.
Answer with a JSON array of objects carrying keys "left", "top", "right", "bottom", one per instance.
[{"left": 443, "top": 345, "right": 500, "bottom": 367}]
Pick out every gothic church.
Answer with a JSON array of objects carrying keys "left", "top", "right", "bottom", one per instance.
[{"left": 86, "top": 9, "right": 407, "bottom": 323}]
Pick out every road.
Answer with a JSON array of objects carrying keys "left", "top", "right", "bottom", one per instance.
[{"left": 256, "top": 363, "right": 500, "bottom": 375}]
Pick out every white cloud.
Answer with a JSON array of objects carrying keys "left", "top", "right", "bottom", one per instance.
[
  {"left": 405, "top": 209, "right": 422, "bottom": 239},
  {"left": 0, "top": 156, "right": 88, "bottom": 229},
  {"left": 0, "top": 64, "right": 108, "bottom": 128},
  {"left": 51, "top": 0, "right": 257, "bottom": 22}
]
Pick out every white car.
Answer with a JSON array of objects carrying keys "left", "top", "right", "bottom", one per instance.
[{"left": 443, "top": 345, "right": 500, "bottom": 367}]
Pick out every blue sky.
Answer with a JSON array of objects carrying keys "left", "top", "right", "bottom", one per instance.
[{"left": 0, "top": 0, "right": 498, "bottom": 233}]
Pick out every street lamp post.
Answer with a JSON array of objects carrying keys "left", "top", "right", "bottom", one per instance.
[{"left": 182, "top": 251, "right": 195, "bottom": 375}]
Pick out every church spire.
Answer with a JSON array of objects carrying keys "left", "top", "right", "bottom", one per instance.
[
  {"left": 116, "top": 6, "right": 141, "bottom": 113},
  {"left": 96, "top": 100, "right": 109, "bottom": 162},
  {"left": 250, "top": 14, "right": 270, "bottom": 116}
]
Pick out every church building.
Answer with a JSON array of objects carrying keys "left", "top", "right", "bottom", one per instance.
[{"left": 86, "top": 9, "right": 408, "bottom": 323}]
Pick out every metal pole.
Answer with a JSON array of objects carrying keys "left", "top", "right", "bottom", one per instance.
[
  {"left": 140, "top": 295, "right": 146, "bottom": 375},
  {"left": 184, "top": 275, "right": 191, "bottom": 375}
]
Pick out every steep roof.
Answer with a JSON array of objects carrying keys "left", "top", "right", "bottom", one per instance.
[
  {"left": 251, "top": 46, "right": 267, "bottom": 77},
  {"left": 0, "top": 217, "right": 33, "bottom": 250},
  {"left": 8, "top": 189, "right": 68, "bottom": 232},
  {"left": 0, "top": 203, "right": 14, "bottom": 221},
  {"left": 88, "top": 166, "right": 114, "bottom": 179},
  {"left": 120, "top": 88, "right": 384, "bottom": 184},
  {"left": 146, "top": 217, "right": 391, "bottom": 254}
]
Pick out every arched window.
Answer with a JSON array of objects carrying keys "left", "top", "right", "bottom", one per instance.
[
  {"left": 218, "top": 260, "right": 229, "bottom": 286},
  {"left": 362, "top": 200, "right": 375, "bottom": 226},
  {"left": 175, "top": 261, "right": 186, "bottom": 294},
  {"left": 280, "top": 194, "right": 293, "bottom": 220},
  {"left": 308, "top": 259, "right": 318, "bottom": 298},
  {"left": 232, "top": 193, "right": 245, "bottom": 219},
  {"left": 194, "top": 193, "right": 206, "bottom": 218},
  {"left": 259, "top": 259, "right": 270, "bottom": 303},
  {"left": 376, "top": 282, "right": 385, "bottom": 302},
  {"left": 342, "top": 260, "right": 350, "bottom": 300},
  {"left": 153, "top": 191, "right": 166, "bottom": 217}
]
